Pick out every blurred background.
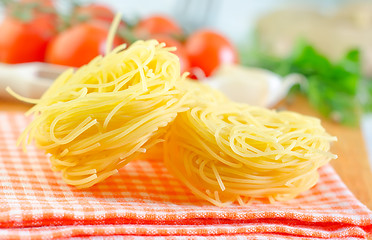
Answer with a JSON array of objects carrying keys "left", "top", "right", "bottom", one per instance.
[{"left": 0, "top": 0, "right": 372, "bottom": 166}]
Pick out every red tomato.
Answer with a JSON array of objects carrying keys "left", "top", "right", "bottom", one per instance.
[
  {"left": 185, "top": 30, "right": 238, "bottom": 77},
  {"left": 16, "top": 0, "right": 57, "bottom": 36},
  {"left": 153, "top": 35, "right": 190, "bottom": 73},
  {"left": 46, "top": 21, "right": 123, "bottom": 67},
  {"left": 74, "top": 4, "right": 115, "bottom": 24},
  {"left": 0, "top": 17, "right": 52, "bottom": 63},
  {"left": 72, "top": 4, "right": 126, "bottom": 40},
  {"left": 25, "top": 10, "right": 57, "bottom": 42},
  {"left": 20, "top": 0, "right": 54, "bottom": 7},
  {"left": 134, "top": 15, "right": 183, "bottom": 39},
  {"left": 0, "top": 0, "right": 57, "bottom": 63}
]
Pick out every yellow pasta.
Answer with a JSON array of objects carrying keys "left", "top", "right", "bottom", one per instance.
[
  {"left": 140, "top": 78, "right": 229, "bottom": 161},
  {"left": 163, "top": 102, "right": 337, "bottom": 206},
  {"left": 179, "top": 78, "right": 229, "bottom": 104},
  {"left": 16, "top": 40, "right": 188, "bottom": 188}
]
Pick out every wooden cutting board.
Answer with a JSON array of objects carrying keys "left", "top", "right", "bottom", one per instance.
[{"left": 1, "top": 96, "right": 371, "bottom": 209}]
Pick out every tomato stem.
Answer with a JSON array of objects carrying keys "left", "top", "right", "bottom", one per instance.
[{"left": 1, "top": 1, "right": 56, "bottom": 23}]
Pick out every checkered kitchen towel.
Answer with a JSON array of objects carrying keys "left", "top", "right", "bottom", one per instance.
[{"left": 0, "top": 112, "right": 371, "bottom": 239}]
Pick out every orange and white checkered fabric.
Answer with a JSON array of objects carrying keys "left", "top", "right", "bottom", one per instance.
[{"left": 0, "top": 112, "right": 371, "bottom": 240}]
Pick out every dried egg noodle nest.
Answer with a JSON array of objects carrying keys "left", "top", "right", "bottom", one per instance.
[
  {"left": 18, "top": 40, "right": 189, "bottom": 188},
  {"left": 163, "top": 102, "right": 337, "bottom": 206}
]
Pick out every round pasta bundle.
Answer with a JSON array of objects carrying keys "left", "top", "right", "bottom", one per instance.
[
  {"left": 163, "top": 102, "right": 337, "bottom": 206},
  {"left": 18, "top": 40, "right": 189, "bottom": 188}
]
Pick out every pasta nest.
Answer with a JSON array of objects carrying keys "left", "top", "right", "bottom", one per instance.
[
  {"left": 20, "top": 40, "right": 188, "bottom": 188},
  {"left": 164, "top": 102, "right": 337, "bottom": 206}
]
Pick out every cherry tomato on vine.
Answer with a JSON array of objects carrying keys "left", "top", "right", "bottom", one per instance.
[
  {"left": 185, "top": 30, "right": 238, "bottom": 77},
  {"left": 20, "top": 0, "right": 54, "bottom": 7},
  {"left": 45, "top": 21, "right": 123, "bottom": 67},
  {"left": 16, "top": 0, "right": 57, "bottom": 36},
  {"left": 134, "top": 15, "right": 183, "bottom": 39},
  {"left": 74, "top": 4, "right": 115, "bottom": 24},
  {"left": 0, "top": 0, "right": 57, "bottom": 63},
  {"left": 0, "top": 17, "right": 53, "bottom": 63}
]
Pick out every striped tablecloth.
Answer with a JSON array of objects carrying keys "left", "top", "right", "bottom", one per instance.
[{"left": 0, "top": 112, "right": 371, "bottom": 239}]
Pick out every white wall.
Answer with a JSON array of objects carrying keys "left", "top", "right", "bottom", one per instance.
[{"left": 97, "top": 0, "right": 354, "bottom": 43}]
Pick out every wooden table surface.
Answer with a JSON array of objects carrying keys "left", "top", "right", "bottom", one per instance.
[{"left": 1, "top": 96, "right": 372, "bottom": 209}]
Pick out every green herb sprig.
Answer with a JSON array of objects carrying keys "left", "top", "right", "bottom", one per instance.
[{"left": 242, "top": 39, "right": 370, "bottom": 126}]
